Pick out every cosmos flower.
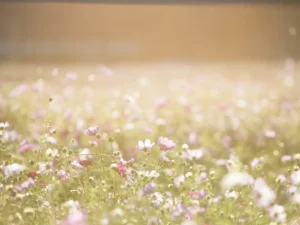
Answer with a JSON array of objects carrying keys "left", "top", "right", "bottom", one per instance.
[
  {"left": 86, "top": 126, "right": 99, "bottom": 136},
  {"left": 221, "top": 172, "right": 254, "bottom": 190},
  {"left": 182, "top": 149, "right": 205, "bottom": 161},
  {"left": 174, "top": 174, "right": 185, "bottom": 188},
  {"left": 158, "top": 137, "right": 175, "bottom": 151},
  {"left": 15, "top": 178, "right": 35, "bottom": 192},
  {"left": 3, "top": 163, "right": 26, "bottom": 178},
  {"left": 291, "top": 170, "right": 300, "bottom": 186},
  {"left": 60, "top": 209, "right": 87, "bottom": 225},
  {"left": 268, "top": 204, "right": 286, "bottom": 223},
  {"left": 150, "top": 192, "right": 164, "bottom": 208},
  {"left": 18, "top": 143, "right": 38, "bottom": 153},
  {"left": 136, "top": 139, "right": 155, "bottom": 151},
  {"left": 57, "top": 170, "right": 69, "bottom": 181},
  {"left": 0, "top": 122, "right": 9, "bottom": 129},
  {"left": 253, "top": 178, "right": 276, "bottom": 208}
]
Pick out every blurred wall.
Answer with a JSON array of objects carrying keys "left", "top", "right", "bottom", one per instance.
[{"left": 0, "top": 3, "right": 300, "bottom": 62}]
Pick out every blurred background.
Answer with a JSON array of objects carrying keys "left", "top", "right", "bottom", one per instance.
[{"left": 0, "top": 2, "right": 299, "bottom": 63}]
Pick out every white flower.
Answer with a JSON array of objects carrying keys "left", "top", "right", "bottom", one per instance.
[
  {"left": 0, "top": 122, "right": 9, "bottom": 129},
  {"left": 150, "top": 192, "right": 164, "bottom": 208},
  {"left": 268, "top": 204, "right": 286, "bottom": 223},
  {"left": 174, "top": 174, "right": 185, "bottom": 188},
  {"left": 46, "top": 136, "right": 57, "bottom": 145},
  {"left": 281, "top": 155, "right": 292, "bottom": 163},
  {"left": 251, "top": 157, "right": 264, "bottom": 169},
  {"left": 287, "top": 186, "right": 300, "bottom": 204},
  {"left": 181, "top": 144, "right": 189, "bottom": 150},
  {"left": 46, "top": 148, "right": 59, "bottom": 157},
  {"left": 64, "top": 200, "right": 81, "bottom": 212},
  {"left": 225, "top": 190, "right": 239, "bottom": 200},
  {"left": 3, "top": 163, "right": 26, "bottom": 178},
  {"left": 253, "top": 178, "right": 276, "bottom": 208},
  {"left": 136, "top": 139, "right": 155, "bottom": 151},
  {"left": 138, "top": 170, "right": 160, "bottom": 178},
  {"left": 38, "top": 162, "right": 54, "bottom": 175},
  {"left": 111, "top": 208, "right": 124, "bottom": 217},
  {"left": 78, "top": 148, "right": 92, "bottom": 162},
  {"left": 182, "top": 149, "right": 205, "bottom": 161},
  {"left": 291, "top": 170, "right": 300, "bottom": 186},
  {"left": 221, "top": 172, "right": 254, "bottom": 190}
]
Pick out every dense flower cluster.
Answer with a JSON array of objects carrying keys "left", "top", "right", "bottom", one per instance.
[{"left": 0, "top": 62, "right": 299, "bottom": 225}]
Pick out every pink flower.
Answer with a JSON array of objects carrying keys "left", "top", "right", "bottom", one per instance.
[
  {"left": 158, "top": 137, "right": 175, "bottom": 151},
  {"left": 86, "top": 126, "right": 99, "bottom": 136},
  {"left": 57, "top": 170, "right": 69, "bottom": 181},
  {"left": 116, "top": 162, "right": 127, "bottom": 177},
  {"left": 15, "top": 178, "right": 35, "bottom": 192},
  {"left": 265, "top": 130, "right": 276, "bottom": 138},
  {"left": 18, "top": 143, "right": 37, "bottom": 153},
  {"left": 60, "top": 210, "right": 87, "bottom": 225},
  {"left": 222, "top": 136, "right": 232, "bottom": 148}
]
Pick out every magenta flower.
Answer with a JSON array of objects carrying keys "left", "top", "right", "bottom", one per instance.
[
  {"left": 158, "top": 137, "right": 175, "bottom": 151},
  {"left": 86, "top": 126, "right": 99, "bottom": 136}
]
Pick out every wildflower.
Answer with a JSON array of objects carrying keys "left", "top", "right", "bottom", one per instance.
[
  {"left": 0, "top": 122, "right": 9, "bottom": 129},
  {"left": 64, "top": 200, "right": 81, "bottom": 212},
  {"left": 112, "top": 157, "right": 134, "bottom": 177},
  {"left": 46, "top": 136, "right": 57, "bottom": 145},
  {"left": 158, "top": 137, "right": 175, "bottom": 151},
  {"left": 138, "top": 170, "right": 160, "bottom": 178},
  {"left": 221, "top": 172, "right": 254, "bottom": 190},
  {"left": 253, "top": 178, "right": 276, "bottom": 208},
  {"left": 281, "top": 155, "right": 292, "bottom": 163},
  {"left": 150, "top": 192, "right": 164, "bottom": 208},
  {"left": 139, "top": 182, "right": 156, "bottom": 196},
  {"left": 291, "top": 170, "right": 300, "bottom": 185},
  {"left": 189, "top": 189, "right": 207, "bottom": 200},
  {"left": 15, "top": 178, "right": 35, "bottom": 192},
  {"left": 222, "top": 136, "right": 232, "bottom": 148},
  {"left": 111, "top": 208, "right": 124, "bottom": 217},
  {"left": 188, "top": 132, "right": 198, "bottom": 145},
  {"left": 265, "top": 130, "right": 276, "bottom": 138},
  {"left": 9, "top": 84, "right": 28, "bottom": 98},
  {"left": 46, "top": 148, "right": 59, "bottom": 157},
  {"left": 18, "top": 143, "right": 37, "bottom": 153},
  {"left": 3, "top": 130, "right": 20, "bottom": 142},
  {"left": 251, "top": 157, "right": 264, "bottom": 169},
  {"left": 3, "top": 163, "right": 26, "bottom": 178},
  {"left": 225, "top": 190, "right": 239, "bottom": 200},
  {"left": 86, "top": 126, "right": 99, "bottom": 136},
  {"left": 268, "top": 204, "right": 286, "bottom": 223},
  {"left": 174, "top": 174, "right": 185, "bottom": 188},
  {"left": 136, "top": 139, "right": 155, "bottom": 151},
  {"left": 77, "top": 148, "right": 93, "bottom": 166},
  {"left": 61, "top": 209, "right": 87, "bottom": 225},
  {"left": 181, "top": 144, "right": 189, "bottom": 150},
  {"left": 58, "top": 170, "right": 69, "bottom": 181},
  {"left": 161, "top": 151, "right": 171, "bottom": 162},
  {"left": 38, "top": 161, "right": 54, "bottom": 175},
  {"left": 182, "top": 149, "right": 205, "bottom": 161}
]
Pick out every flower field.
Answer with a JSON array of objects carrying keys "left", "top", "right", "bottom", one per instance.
[{"left": 0, "top": 61, "right": 300, "bottom": 225}]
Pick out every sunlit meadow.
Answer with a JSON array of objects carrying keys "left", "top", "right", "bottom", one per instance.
[{"left": 1, "top": 60, "right": 300, "bottom": 225}]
